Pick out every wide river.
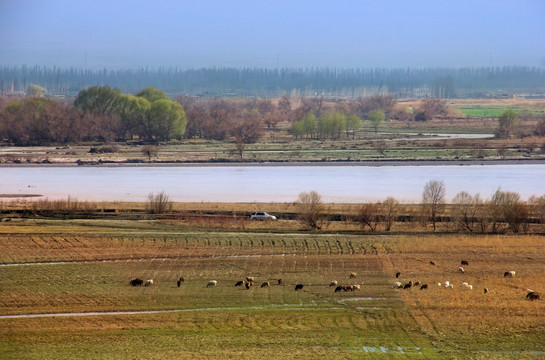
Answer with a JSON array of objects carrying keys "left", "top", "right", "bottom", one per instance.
[{"left": 1, "top": 164, "right": 544, "bottom": 203}]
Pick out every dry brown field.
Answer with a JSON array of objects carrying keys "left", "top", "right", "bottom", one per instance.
[{"left": 1, "top": 216, "right": 544, "bottom": 359}]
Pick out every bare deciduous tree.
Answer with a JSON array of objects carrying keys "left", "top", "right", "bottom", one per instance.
[
  {"left": 416, "top": 98, "right": 449, "bottom": 121},
  {"left": 147, "top": 191, "right": 172, "bottom": 214},
  {"left": 422, "top": 179, "right": 446, "bottom": 231},
  {"left": 296, "top": 191, "right": 324, "bottom": 230},
  {"left": 528, "top": 195, "right": 545, "bottom": 230},
  {"left": 233, "top": 136, "right": 245, "bottom": 159},
  {"left": 382, "top": 197, "right": 399, "bottom": 231},
  {"left": 357, "top": 203, "right": 381, "bottom": 231},
  {"left": 489, "top": 189, "right": 528, "bottom": 233},
  {"left": 141, "top": 145, "right": 159, "bottom": 162},
  {"left": 374, "top": 140, "right": 389, "bottom": 155},
  {"left": 354, "top": 95, "right": 397, "bottom": 119},
  {"left": 452, "top": 191, "right": 482, "bottom": 232}
]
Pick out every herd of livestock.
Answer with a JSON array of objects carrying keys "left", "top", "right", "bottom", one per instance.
[
  {"left": 129, "top": 272, "right": 360, "bottom": 293},
  {"left": 129, "top": 262, "right": 540, "bottom": 301},
  {"left": 391, "top": 260, "right": 540, "bottom": 301}
]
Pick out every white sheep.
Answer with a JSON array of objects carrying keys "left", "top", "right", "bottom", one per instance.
[
  {"left": 207, "top": 280, "right": 218, "bottom": 288},
  {"left": 458, "top": 267, "right": 465, "bottom": 273},
  {"left": 393, "top": 281, "right": 402, "bottom": 289},
  {"left": 462, "top": 282, "right": 469, "bottom": 288},
  {"left": 437, "top": 282, "right": 442, "bottom": 287},
  {"left": 504, "top": 271, "right": 516, "bottom": 278},
  {"left": 330, "top": 280, "right": 338, "bottom": 287},
  {"left": 444, "top": 281, "right": 450, "bottom": 287},
  {"left": 468, "top": 285, "right": 473, "bottom": 290},
  {"left": 144, "top": 279, "right": 154, "bottom": 286}
]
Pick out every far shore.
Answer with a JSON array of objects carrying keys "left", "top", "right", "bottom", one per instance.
[{"left": 1, "top": 158, "right": 544, "bottom": 168}]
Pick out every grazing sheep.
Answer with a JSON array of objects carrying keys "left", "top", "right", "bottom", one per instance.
[
  {"left": 177, "top": 277, "right": 184, "bottom": 287},
  {"left": 484, "top": 287, "right": 489, "bottom": 294},
  {"left": 335, "top": 285, "right": 345, "bottom": 292},
  {"left": 395, "top": 272, "right": 401, "bottom": 278},
  {"left": 447, "top": 284, "right": 454, "bottom": 289},
  {"left": 414, "top": 281, "right": 420, "bottom": 286},
  {"left": 461, "top": 260, "right": 469, "bottom": 266},
  {"left": 504, "top": 271, "right": 516, "bottom": 278},
  {"left": 235, "top": 280, "right": 244, "bottom": 287},
  {"left": 437, "top": 282, "right": 442, "bottom": 287},
  {"left": 144, "top": 279, "right": 154, "bottom": 286},
  {"left": 430, "top": 261, "right": 436, "bottom": 265},
  {"left": 393, "top": 281, "right": 402, "bottom": 289},
  {"left": 349, "top": 272, "right": 357, "bottom": 279},
  {"left": 458, "top": 267, "right": 465, "bottom": 273},
  {"left": 526, "top": 291, "right": 540, "bottom": 301},
  {"left": 130, "top": 278, "right": 144, "bottom": 286},
  {"left": 352, "top": 284, "right": 361, "bottom": 290},
  {"left": 468, "top": 285, "right": 473, "bottom": 290},
  {"left": 245, "top": 281, "right": 254, "bottom": 289},
  {"left": 420, "top": 284, "right": 428, "bottom": 290},
  {"left": 207, "top": 280, "right": 217, "bottom": 288},
  {"left": 277, "top": 279, "right": 283, "bottom": 285},
  {"left": 295, "top": 284, "right": 304, "bottom": 291},
  {"left": 403, "top": 281, "right": 413, "bottom": 289},
  {"left": 462, "top": 282, "right": 469, "bottom": 288},
  {"left": 246, "top": 276, "right": 255, "bottom": 282},
  {"left": 444, "top": 281, "right": 450, "bottom": 287},
  {"left": 261, "top": 281, "right": 270, "bottom": 288},
  {"left": 329, "top": 280, "right": 338, "bottom": 287}
]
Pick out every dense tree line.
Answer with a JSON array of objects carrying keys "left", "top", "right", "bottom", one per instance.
[
  {"left": 2, "top": 65, "right": 544, "bottom": 98},
  {"left": 0, "top": 86, "right": 186, "bottom": 145},
  {"left": 1, "top": 88, "right": 543, "bottom": 145}
]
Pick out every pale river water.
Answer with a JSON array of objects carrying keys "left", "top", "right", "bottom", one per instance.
[{"left": 1, "top": 164, "right": 544, "bottom": 203}]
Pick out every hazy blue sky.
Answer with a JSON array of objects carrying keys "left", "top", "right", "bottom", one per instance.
[{"left": 1, "top": 0, "right": 543, "bottom": 69}]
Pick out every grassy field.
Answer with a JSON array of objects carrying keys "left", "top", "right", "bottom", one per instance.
[
  {"left": 455, "top": 106, "right": 545, "bottom": 118},
  {"left": 1, "top": 218, "right": 544, "bottom": 359}
]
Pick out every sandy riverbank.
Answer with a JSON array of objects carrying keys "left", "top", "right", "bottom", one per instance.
[{"left": 1, "top": 158, "right": 544, "bottom": 168}]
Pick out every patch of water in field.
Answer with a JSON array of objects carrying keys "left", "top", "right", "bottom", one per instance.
[{"left": 1, "top": 164, "right": 544, "bottom": 203}]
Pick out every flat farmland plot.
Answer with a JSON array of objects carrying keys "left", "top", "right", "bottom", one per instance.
[{"left": 1, "top": 226, "right": 544, "bottom": 359}]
